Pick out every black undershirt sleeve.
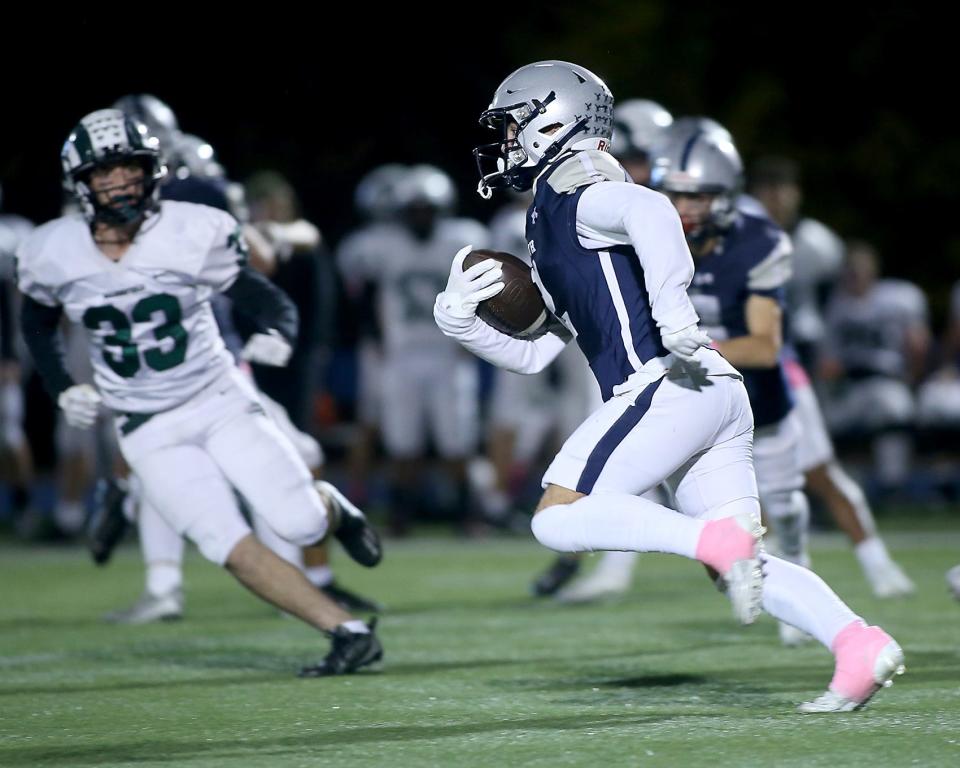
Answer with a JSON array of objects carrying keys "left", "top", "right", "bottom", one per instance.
[
  {"left": 20, "top": 296, "right": 74, "bottom": 398},
  {"left": 223, "top": 266, "right": 299, "bottom": 346}
]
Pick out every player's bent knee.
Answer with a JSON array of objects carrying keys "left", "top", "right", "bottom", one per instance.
[
  {"left": 261, "top": 506, "right": 329, "bottom": 548},
  {"left": 701, "top": 495, "right": 760, "bottom": 523},
  {"left": 184, "top": 514, "right": 251, "bottom": 566},
  {"left": 256, "top": 487, "right": 330, "bottom": 548},
  {"left": 531, "top": 503, "right": 578, "bottom": 552}
]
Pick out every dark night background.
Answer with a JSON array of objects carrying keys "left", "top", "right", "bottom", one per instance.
[{"left": 1, "top": 5, "right": 954, "bottom": 317}]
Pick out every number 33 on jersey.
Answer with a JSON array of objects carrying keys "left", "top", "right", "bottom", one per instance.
[{"left": 17, "top": 201, "right": 245, "bottom": 414}]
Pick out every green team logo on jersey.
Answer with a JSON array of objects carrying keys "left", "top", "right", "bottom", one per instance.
[
  {"left": 83, "top": 293, "right": 188, "bottom": 378},
  {"left": 397, "top": 270, "right": 447, "bottom": 323},
  {"left": 227, "top": 226, "right": 249, "bottom": 267}
]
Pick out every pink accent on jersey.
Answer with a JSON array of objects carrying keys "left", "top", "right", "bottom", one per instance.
[{"left": 783, "top": 356, "right": 811, "bottom": 390}]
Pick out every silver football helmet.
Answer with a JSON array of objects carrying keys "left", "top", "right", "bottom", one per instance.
[
  {"left": 354, "top": 164, "right": 408, "bottom": 220},
  {"left": 663, "top": 115, "right": 732, "bottom": 144},
  {"left": 113, "top": 94, "right": 180, "bottom": 152},
  {"left": 394, "top": 164, "right": 456, "bottom": 214},
  {"left": 474, "top": 60, "right": 614, "bottom": 198},
  {"left": 610, "top": 99, "right": 673, "bottom": 160},
  {"left": 167, "top": 133, "right": 226, "bottom": 180},
  {"left": 651, "top": 117, "right": 743, "bottom": 244}
]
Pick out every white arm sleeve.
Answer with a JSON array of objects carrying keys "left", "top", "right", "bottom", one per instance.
[
  {"left": 434, "top": 300, "right": 568, "bottom": 374},
  {"left": 15, "top": 241, "right": 59, "bottom": 307},
  {"left": 577, "top": 182, "right": 700, "bottom": 334}
]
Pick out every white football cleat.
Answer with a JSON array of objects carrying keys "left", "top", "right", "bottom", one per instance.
[
  {"left": 104, "top": 589, "right": 183, "bottom": 625},
  {"left": 946, "top": 564, "right": 960, "bottom": 600},
  {"left": 798, "top": 622, "right": 905, "bottom": 713},
  {"left": 556, "top": 569, "right": 631, "bottom": 604}
]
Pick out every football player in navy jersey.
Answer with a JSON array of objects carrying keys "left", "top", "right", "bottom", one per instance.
[
  {"left": 652, "top": 122, "right": 815, "bottom": 646},
  {"left": 435, "top": 60, "right": 903, "bottom": 712},
  {"left": 529, "top": 97, "right": 674, "bottom": 600}
]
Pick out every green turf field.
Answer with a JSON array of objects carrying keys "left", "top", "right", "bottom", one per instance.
[{"left": 1, "top": 530, "right": 958, "bottom": 767}]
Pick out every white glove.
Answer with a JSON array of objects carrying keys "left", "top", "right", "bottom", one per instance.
[
  {"left": 435, "top": 245, "right": 505, "bottom": 320},
  {"left": 57, "top": 384, "right": 102, "bottom": 429},
  {"left": 241, "top": 329, "right": 293, "bottom": 367},
  {"left": 661, "top": 324, "right": 712, "bottom": 362}
]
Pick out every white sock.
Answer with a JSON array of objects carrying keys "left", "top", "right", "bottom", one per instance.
[
  {"left": 138, "top": 499, "right": 184, "bottom": 595},
  {"left": 827, "top": 463, "right": 878, "bottom": 539},
  {"left": 306, "top": 565, "right": 334, "bottom": 588},
  {"left": 764, "top": 489, "right": 811, "bottom": 567},
  {"left": 531, "top": 493, "right": 703, "bottom": 558},
  {"left": 874, "top": 432, "right": 912, "bottom": 486},
  {"left": 761, "top": 555, "right": 859, "bottom": 650},
  {"left": 146, "top": 563, "right": 182, "bottom": 597},
  {"left": 340, "top": 620, "right": 370, "bottom": 634},
  {"left": 855, "top": 537, "right": 894, "bottom": 571},
  {"left": 138, "top": 499, "right": 184, "bottom": 563},
  {"left": 593, "top": 550, "right": 640, "bottom": 578},
  {"left": 253, "top": 515, "right": 305, "bottom": 570},
  {"left": 55, "top": 501, "right": 85, "bottom": 534},
  {"left": 123, "top": 474, "right": 142, "bottom": 523}
]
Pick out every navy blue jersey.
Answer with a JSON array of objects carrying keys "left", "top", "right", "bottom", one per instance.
[
  {"left": 161, "top": 176, "right": 232, "bottom": 213},
  {"left": 688, "top": 212, "right": 793, "bottom": 427},
  {"left": 526, "top": 165, "right": 668, "bottom": 401}
]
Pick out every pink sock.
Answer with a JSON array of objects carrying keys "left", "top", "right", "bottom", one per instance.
[{"left": 695, "top": 516, "right": 757, "bottom": 574}]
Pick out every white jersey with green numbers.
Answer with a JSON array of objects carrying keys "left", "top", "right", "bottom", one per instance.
[
  {"left": 338, "top": 217, "right": 489, "bottom": 356},
  {"left": 17, "top": 201, "right": 245, "bottom": 414}
]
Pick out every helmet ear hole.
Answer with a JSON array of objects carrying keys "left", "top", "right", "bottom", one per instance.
[{"left": 538, "top": 123, "right": 564, "bottom": 136}]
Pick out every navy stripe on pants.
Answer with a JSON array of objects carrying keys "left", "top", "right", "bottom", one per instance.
[{"left": 575, "top": 377, "right": 665, "bottom": 494}]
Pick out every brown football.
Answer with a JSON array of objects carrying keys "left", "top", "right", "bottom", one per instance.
[{"left": 463, "top": 248, "right": 547, "bottom": 337}]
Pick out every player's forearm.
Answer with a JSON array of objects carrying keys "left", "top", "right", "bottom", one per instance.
[
  {"left": 19, "top": 296, "right": 75, "bottom": 398},
  {"left": 224, "top": 266, "right": 299, "bottom": 346},
  {"left": 434, "top": 306, "right": 566, "bottom": 374},
  {"left": 714, "top": 335, "right": 781, "bottom": 368}
]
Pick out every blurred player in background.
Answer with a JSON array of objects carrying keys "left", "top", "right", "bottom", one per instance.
[
  {"left": 341, "top": 164, "right": 488, "bottom": 535},
  {"left": 819, "top": 241, "right": 929, "bottom": 496}
]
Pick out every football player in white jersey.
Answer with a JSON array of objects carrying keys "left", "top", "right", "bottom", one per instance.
[
  {"left": 438, "top": 61, "right": 903, "bottom": 711},
  {"left": 337, "top": 164, "right": 407, "bottom": 507},
  {"left": 0, "top": 192, "right": 37, "bottom": 530},
  {"left": 918, "top": 280, "right": 960, "bottom": 429},
  {"left": 17, "top": 109, "right": 383, "bottom": 676},
  {"left": 86, "top": 103, "right": 377, "bottom": 622},
  {"left": 341, "top": 164, "right": 488, "bottom": 535},
  {"left": 918, "top": 279, "right": 960, "bottom": 598},
  {"left": 820, "top": 241, "right": 930, "bottom": 492}
]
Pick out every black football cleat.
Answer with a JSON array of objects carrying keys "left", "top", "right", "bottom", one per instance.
[
  {"left": 531, "top": 555, "right": 581, "bottom": 597},
  {"left": 316, "top": 481, "right": 383, "bottom": 567},
  {"left": 298, "top": 618, "right": 383, "bottom": 677},
  {"left": 321, "top": 581, "right": 385, "bottom": 613},
  {"left": 86, "top": 478, "right": 131, "bottom": 566}
]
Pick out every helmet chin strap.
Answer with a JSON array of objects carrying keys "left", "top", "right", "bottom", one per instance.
[
  {"left": 477, "top": 179, "right": 494, "bottom": 200},
  {"left": 502, "top": 116, "right": 590, "bottom": 192}
]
